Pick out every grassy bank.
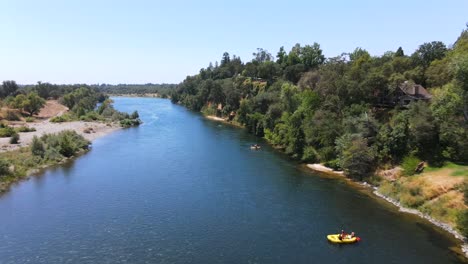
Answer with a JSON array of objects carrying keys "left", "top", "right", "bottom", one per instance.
[
  {"left": 377, "top": 162, "right": 468, "bottom": 234},
  {"left": 0, "top": 130, "right": 90, "bottom": 194}
]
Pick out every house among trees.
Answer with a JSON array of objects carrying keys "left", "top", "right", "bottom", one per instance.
[
  {"left": 396, "top": 81, "right": 432, "bottom": 106},
  {"left": 376, "top": 81, "right": 432, "bottom": 107}
]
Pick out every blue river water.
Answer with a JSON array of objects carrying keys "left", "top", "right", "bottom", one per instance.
[{"left": 0, "top": 97, "right": 464, "bottom": 263}]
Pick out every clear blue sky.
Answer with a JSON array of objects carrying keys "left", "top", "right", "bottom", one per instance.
[{"left": 1, "top": 0, "right": 467, "bottom": 84}]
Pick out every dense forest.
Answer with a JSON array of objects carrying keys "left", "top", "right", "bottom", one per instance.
[{"left": 171, "top": 27, "right": 468, "bottom": 180}]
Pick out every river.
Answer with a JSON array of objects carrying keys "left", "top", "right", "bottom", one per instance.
[{"left": 0, "top": 97, "right": 464, "bottom": 263}]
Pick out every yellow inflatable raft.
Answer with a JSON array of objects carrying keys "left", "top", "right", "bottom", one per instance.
[{"left": 327, "top": 234, "right": 360, "bottom": 244}]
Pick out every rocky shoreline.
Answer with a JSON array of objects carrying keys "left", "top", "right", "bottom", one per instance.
[{"left": 373, "top": 189, "right": 468, "bottom": 259}]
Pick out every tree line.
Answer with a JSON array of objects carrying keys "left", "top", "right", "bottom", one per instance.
[
  {"left": 94, "top": 83, "right": 176, "bottom": 96},
  {"left": 171, "top": 27, "right": 468, "bottom": 180},
  {"left": 0, "top": 81, "right": 141, "bottom": 127}
]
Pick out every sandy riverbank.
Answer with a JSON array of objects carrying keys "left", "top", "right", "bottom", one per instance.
[
  {"left": 0, "top": 121, "right": 121, "bottom": 152},
  {"left": 306, "top": 163, "right": 344, "bottom": 175}
]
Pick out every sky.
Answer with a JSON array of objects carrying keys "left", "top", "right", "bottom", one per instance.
[{"left": 0, "top": 0, "right": 467, "bottom": 85}]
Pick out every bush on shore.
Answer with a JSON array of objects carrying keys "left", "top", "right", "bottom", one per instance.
[{"left": 31, "top": 130, "right": 90, "bottom": 161}]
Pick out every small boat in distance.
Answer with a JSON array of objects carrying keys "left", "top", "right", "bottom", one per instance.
[
  {"left": 327, "top": 231, "right": 360, "bottom": 244},
  {"left": 250, "top": 144, "right": 261, "bottom": 150}
]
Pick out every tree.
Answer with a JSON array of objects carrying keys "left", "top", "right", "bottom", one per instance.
[
  {"left": 300, "top": 43, "right": 325, "bottom": 70},
  {"left": 31, "top": 136, "right": 45, "bottom": 157},
  {"left": 276, "top": 46, "right": 287, "bottom": 65},
  {"left": 130, "top": 111, "right": 139, "bottom": 119},
  {"left": 395, "top": 47, "right": 405, "bottom": 57},
  {"left": 1, "top": 80, "right": 18, "bottom": 98},
  {"left": 221, "top": 52, "right": 230, "bottom": 66},
  {"left": 253, "top": 48, "right": 273, "bottom": 63},
  {"left": 22, "top": 92, "right": 46, "bottom": 116},
  {"left": 339, "top": 136, "right": 375, "bottom": 180},
  {"left": 411, "top": 41, "right": 447, "bottom": 68}
]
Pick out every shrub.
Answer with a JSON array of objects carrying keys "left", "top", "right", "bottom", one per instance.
[
  {"left": 80, "top": 111, "right": 101, "bottom": 121},
  {"left": 15, "top": 126, "right": 36, "bottom": 133},
  {"left": 402, "top": 155, "right": 421, "bottom": 176},
  {"left": 457, "top": 210, "right": 468, "bottom": 238},
  {"left": 5, "top": 110, "right": 20, "bottom": 121},
  {"left": 25, "top": 117, "right": 35, "bottom": 122},
  {"left": 324, "top": 159, "right": 341, "bottom": 171},
  {"left": 44, "top": 147, "right": 62, "bottom": 161},
  {"left": 9, "top": 133, "right": 19, "bottom": 144},
  {"left": 302, "top": 146, "right": 319, "bottom": 163},
  {"left": 462, "top": 180, "right": 468, "bottom": 203},
  {"left": 120, "top": 118, "right": 142, "bottom": 128},
  {"left": 31, "top": 136, "right": 45, "bottom": 157},
  {"left": 0, "top": 126, "right": 16, "bottom": 137},
  {"left": 0, "top": 158, "right": 10, "bottom": 177},
  {"left": 50, "top": 115, "right": 69, "bottom": 123},
  {"left": 41, "top": 130, "right": 89, "bottom": 158},
  {"left": 130, "top": 110, "right": 139, "bottom": 119}
]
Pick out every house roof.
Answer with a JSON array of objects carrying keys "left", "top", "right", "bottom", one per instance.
[{"left": 398, "top": 82, "right": 432, "bottom": 99}]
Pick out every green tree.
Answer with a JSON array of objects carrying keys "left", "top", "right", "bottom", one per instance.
[
  {"left": 395, "top": 47, "right": 405, "bottom": 57},
  {"left": 253, "top": 48, "right": 273, "bottom": 63},
  {"left": 22, "top": 92, "right": 46, "bottom": 116},
  {"left": 411, "top": 41, "right": 447, "bottom": 68},
  {"left": 31, "top": 136, "right": 45, "bottom": 157},
  {"left": 300, "top": 43, "right": 325, "bottom": 70},
  {"left": 339, "top": 136, "right": 375, "bottom": 180},
  {"left": 1, "top": 80, "right": 19, "bottom": 98}
]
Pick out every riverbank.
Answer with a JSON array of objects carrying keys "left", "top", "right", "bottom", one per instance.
[
  {"left": 0, "top": 123, "right": 120, "bottom": 194},
  {"left": 306, "top": 163, "right": 344, "bottom": 175},
  {"left": 205, "top": 112, "right": 468, "bottom": 260},
  {"left": 373, "top": 189, "right": 468, "bottom": 258},
  {"left": 305, "top": 162, "right": 468, "bottom": 260},
  {"left": 205, "top": 115, "right": 243, "bottom": 127},
  {"left": 0, "top": 120, "right": 121, "bottom": 152}
]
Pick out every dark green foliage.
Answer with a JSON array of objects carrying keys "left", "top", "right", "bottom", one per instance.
[
  {"left": 30, "top": 132, "right": 89, "bottom": 160},
  {"left": 41, "top": 130, "right": 90, "bottom": 158},
  {"left": 61, "top": 87, "right": 102, "bottom": 114},
  {"left": 463, "top": 181, "right": 468, "bottom": 203},
  {"left": 120, "top": 118, "right": 142, "bottom": 128},
  {"left": 170, "top": 32, "right": 467, "bottom": 179},
  {"left": 1, "top": 80, "right": 18, "bottom": 98},
  {"left": 15, "top": 126, "right": 36, "bottom": 133},
  {"left": 302, "top": 146, "right": 318, "bottom": 163},
  {"left": 0, "top": 158, "right": 10, "bottom": 177},
  {"left": 130, "top": 111, "right": 139, "bottom": 119},
  {"left": 50, "top": 115, "right": 71, "bottom": 123},
  {"left": 340, "top": 137, "right": 375, "bottom": 180},
  {"left": 0, "top": 124, "right": 16, "bottom": 137},
  {"left": 31, "top": 136, "right": 45, "bottom": 157},
  {"left": 9, "top": 133, "right": 19, "bottom": 144},
  {"left": 457, "top": 209, "right": 468, "bottom": 238},
  {"left": 95, "top": 83, "right": 176, "bottom": 96}
]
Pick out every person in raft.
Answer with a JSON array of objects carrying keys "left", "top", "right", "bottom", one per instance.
[
  {"left": 338, "top": 230, "right": 345, "bottom": 240},
  {"left": 346, "top": 232, "right": 355, "bottom": 239}
]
